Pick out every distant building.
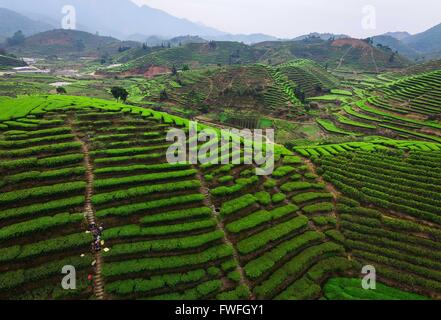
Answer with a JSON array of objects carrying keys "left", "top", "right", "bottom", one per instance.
[
  {"left": 22, "top": 58, "right": 37, "bottom": 64},
  {"left": 13, "top": 66, "right": 50, "bottom": 73}
]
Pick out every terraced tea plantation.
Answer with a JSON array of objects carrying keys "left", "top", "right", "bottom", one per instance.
[
  {"left": 315, "top": 68, "right": 441, "bottom": 143},
  {"left": 301, "top": 142, "right": 441, "bottom": 299},
  {"left": 1, "top": 94, "right": 439, "bottom": 300},
  {"left": 0, "top": 96, "right": 348, "bottom": 300}
]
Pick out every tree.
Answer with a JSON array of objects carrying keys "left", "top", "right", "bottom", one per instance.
[
  {"left": 6, "top": 31, "right": 25, "bottom": 46},
  {"left": 171, "top": 65, "right": 178, "bottom": 76},
  {"left": 389, "top": 52, "right": 396, "bottom": 63},
  {"left": 364, "top": 37, "right": 374, "bottom": 45},
  {"left": 294, "top": 87, "right": 306, "bottom": 103},
  {"left": 75, "top": 39, "right": 86, "bottom": 52},
  {"left": 100, "top": 52, "right": 110, "bottom": 64},
  {"left": 110, "top": 87, "right": 129, "bottom": 102},
  {"left": 199, "top": 104, "right": 209, "bottom": 114},
  {"left": 56, "top": 87, "right": 67, "bottom": 94},
  {"left": 182, "top": 64, "right": 190, "bottom": 71},
  {"left": 159, "top": 89, "right": 168, "bottom": 101}
]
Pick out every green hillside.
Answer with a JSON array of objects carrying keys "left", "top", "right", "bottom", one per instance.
[
  {"left": 255, "top": 38, "right": 411, "bottom": 72},
  {"left": 6, "top": 29, "right": 139, "bottom": 58},
  {"left": 1, "top": 0, "right": 441, "bottom": 305},
  {"left": 0, "top": 54, "right": 26, "bottom": 68},
  {"left": 0, "top": 94, "right": 438, "bottom": 300},
  {"left": 110, "top": 37, "right": 410, "bottom": 76},
  {"left": 277, "top": 59, "right": 340, "bottom": 98},
  {"left": 110, "top": 41, "right": 265, "bottom": 73},
  {"left": 0, "top": 95, "right": 347, "bottom": 300}
]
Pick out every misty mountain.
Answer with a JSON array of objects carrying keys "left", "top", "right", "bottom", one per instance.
[
  {"left": 0, "top": 53, "right": 27, "bottom": 67},
  {"left": 0, "top": 0, "right": 226, "bottom": 39},
  {"left": 205, "top": 34, "right": 279, "bottom": 45},
  {"left": 0, "top": 7, "right": 54, "bottom": 42},
  {"left": 403, "top": 22, "right": 441, "bottom": 54},
  {"left": 5, "top": 29, "right": 139, "bottom": 58},
  {"left": 127, "top": 35, "right": 207, "bottom": 47},
  {"left": 372, "top": 35, "right": 419, "bottom": 60},
  {"left": 373, "top": 23, "right": 441, "bottom": 60},
  {"left": 292, "top": 33, "right": 348, "bottom": 41},
  {"left": 382, "top": 31, "right": 411, "bottom": 41},
  {"left": 129, "top": 33, "right": 277, "bottom": 46}
]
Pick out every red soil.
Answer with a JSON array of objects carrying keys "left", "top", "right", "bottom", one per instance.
[{"left": 331, "top": 38, "right": 371, "bottom": 49}]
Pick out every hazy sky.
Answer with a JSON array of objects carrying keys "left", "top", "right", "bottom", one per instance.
[{"left": 132, "top": 0, "right": 441, "bottom": 38}]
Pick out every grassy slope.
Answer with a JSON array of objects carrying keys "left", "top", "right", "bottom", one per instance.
[
  {"left": 324, "top": 278, "right": 429, "bottom": 300},
  {"left": 7, "top": 29, "right": 139, "bottom": 58},
  {"left": 0, "top": 94, "right": 292, "bottom": 155},
  {"left": 113, "top": 38, "right": 411, "bottom": 75}
]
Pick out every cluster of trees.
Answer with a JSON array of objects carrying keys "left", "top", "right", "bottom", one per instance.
[
  {"left": 110, "top": 86, "right": 129, "bottom": 102},
  {"left": 6, "top": 31, "right": 25, "bottom": 46},
  {"left": 117, "top": 46, "right": 131, "bottom": 53}
]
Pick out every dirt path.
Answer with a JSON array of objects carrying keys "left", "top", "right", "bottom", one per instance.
[
  {"left": 302, "top": 157, "right": 342, "bottom": 229},
  {"left": 370, "top": 48, "right": 380, "bottom": 74},
  {"left": 303, "top": 157, "right": 341, "bottom": 201},
  {"left": 337, "top": 47, "right": 352, "bottom": 70},
  {"left": 205, "top": 77, "right": 215, "bottom": 101},
  {"left": 68, "top": 116, "right": 106, "bottom": 300},
  {"left": 194, "top": 168, "right": 255, "bottom": 300}
]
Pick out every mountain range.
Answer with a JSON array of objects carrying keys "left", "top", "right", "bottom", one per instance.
[
  {"left": 373, "top": 24, "right": 441, "bottom": 60},
  {"left": 1, "top": 0, "right": 441, "bottom": 60},
  {"left": 0, "top": 0, "right": 225, "bottom": 39},
  {"left": 0, "top": 8, "right": 53, "bottom": 42}
]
